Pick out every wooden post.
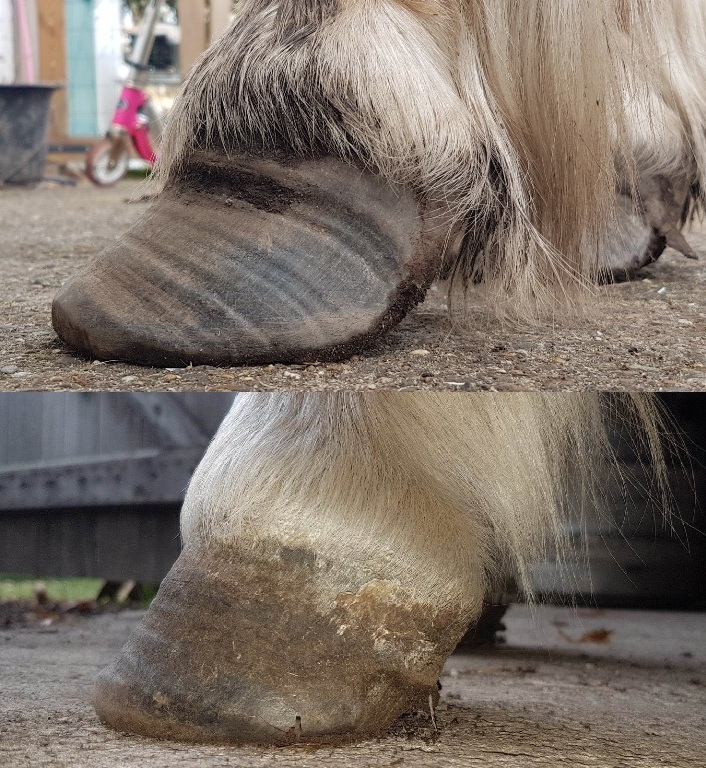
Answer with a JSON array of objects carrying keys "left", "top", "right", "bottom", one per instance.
[
  {"left": 209, "top": 0, "right": 231, "bottom": 43},
  {"left": 177, "top": 0, "right": 207, "bottom": 77},
  {"left": 37, "top": 0, "right": 67, "bottom": 142}
]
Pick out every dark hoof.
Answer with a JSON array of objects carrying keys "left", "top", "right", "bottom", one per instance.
[
  {"left": 604, "top": 175, "right": 698, "bottom": 282},
  {"left": 601, "top": 194, "right": 667, "bottom": 282},
  {"left": 94, "top": 544, "right": 466, "bottom": 745},
  {"left": 53, "top": 152, "right": 455, "bottom": 367}
]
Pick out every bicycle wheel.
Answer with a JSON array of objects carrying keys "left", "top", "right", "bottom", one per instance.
[{"left": 85, "top": 139, "right": 130, "bottom": 187}]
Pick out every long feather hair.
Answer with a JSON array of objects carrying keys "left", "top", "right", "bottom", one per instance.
[{"left": 181, "top": 393, "right": 666, "bottom": 608}]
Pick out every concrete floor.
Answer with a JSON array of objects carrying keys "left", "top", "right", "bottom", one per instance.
[
  {"left": 3, "top": 180, "right": 706, "bottom": 391},
  {"left": 1, "top": 604, "right": 704, "bottom": 767}
]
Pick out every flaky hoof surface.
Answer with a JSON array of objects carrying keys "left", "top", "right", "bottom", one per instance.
[
  {"left": 94, "top": 543, "right": 466, "bottom": 745},
  {"left": 53, "top": 152, "right": 453, "bottom": 367}
]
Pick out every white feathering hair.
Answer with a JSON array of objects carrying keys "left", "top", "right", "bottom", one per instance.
[
  {"left": 180, "top": 393, "right": 665, "bottom": 611},
  {"left": 155, "top": 1, "right": 706, "bottom": 317}
]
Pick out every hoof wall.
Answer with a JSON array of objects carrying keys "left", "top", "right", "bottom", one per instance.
[
  {"left": 54, "top": 153, "right": 452, "bottom": 367},
  {"left": 94, "top": 543, "right": 463, "bottom": 745}
]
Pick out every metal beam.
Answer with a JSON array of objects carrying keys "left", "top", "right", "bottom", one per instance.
[{"left": 0, "top": 447, "right": 204, "bottom": 511}]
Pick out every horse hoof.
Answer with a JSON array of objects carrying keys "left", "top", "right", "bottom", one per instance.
[
  {"left": 601, "top": 194, "right": 666, "bottom": 281},
  {"left": 603, "top": 175, "right": 697, "bottom": 282},
  {"left": 53, "top": 152, "right": 455, "bottom": 367},
  {"left": 94, "top": 543, "right": 467, "bottom": 745}
]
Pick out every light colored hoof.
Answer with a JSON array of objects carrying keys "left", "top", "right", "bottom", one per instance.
[
  {"left": 53, "top": 152, "right": 454, "bottom": 367},
  {"left": 94, "top": 543, "right": 468, "bottom": 745}
]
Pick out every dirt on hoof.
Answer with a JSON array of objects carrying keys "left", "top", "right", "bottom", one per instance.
[
  {"left": 3, "top": 180, "right": 706, "bottom": 391},
  {"left": 1, "top": 604, "right": 704, "bottom": 767},
  {"left": 93, "top": 543, "right": 466, "bottom": 746}
]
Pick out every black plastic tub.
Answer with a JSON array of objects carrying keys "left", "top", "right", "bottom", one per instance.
[{"left": 0, "top": 84, "right": 59, "bottom": 184}]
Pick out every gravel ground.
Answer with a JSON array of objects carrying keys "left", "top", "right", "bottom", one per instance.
[
  {"left": 2, "top": 179, "right": 706, "bottom": 392},
  {"left": 1, "top": 604, "right": 704, "bottom": 767}
]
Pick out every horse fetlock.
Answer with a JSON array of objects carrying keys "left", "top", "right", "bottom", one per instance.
[
  {"left": 94, "top": 541, "right": 470, "bottom": 745},
  {"left": 52, "top": 151, "right": 457, "bottom": 368}
]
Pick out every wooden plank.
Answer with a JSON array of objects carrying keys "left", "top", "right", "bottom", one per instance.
[
  {"left": 5, "top": 395, "right": 45, "bottom": 464},
  {"left": 179, "top": 393, "right": 235, "bottom": 434},
  {"left": 46, "top": 143, "right": 93, "bottom": 166},
  {"left": 177, "top": 0, "right": 208, "bottom": 76},
  {"left": 0, "top": 448, "right": 204, "bottom": 509},
  {"left": 209, "top": 0, "right": 232, "bottom": 43},
  {"left": 37, "top": 0, "right": 68, "bottom": 142},
  {"left": 0, "top": 393, "right": 232, "bottom": 468},
  {"left": 0, "top": 504, "right": 181, "bottom": 581}
]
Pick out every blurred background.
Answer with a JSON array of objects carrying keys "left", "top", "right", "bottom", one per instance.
[
  {"left": 0, "top": 0, "right": 234, "bottom": 179},
  {"left": 0, "top": 393, "right": 234, "bottom": 606}
]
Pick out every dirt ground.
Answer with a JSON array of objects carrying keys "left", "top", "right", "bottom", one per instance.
[
  {"left": 1, "top": 603, "right": 704, "bottom": 768},
  {"left": 2, "top": 178, "right": 706, "bottom": 392}
]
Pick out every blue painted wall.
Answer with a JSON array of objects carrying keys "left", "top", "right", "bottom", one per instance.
[{"left": 65, "top": 0, "right": 98, "bottom": 136}]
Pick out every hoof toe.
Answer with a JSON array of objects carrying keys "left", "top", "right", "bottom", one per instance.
[{"left": 54, "top": 153, "right": 454, "bottom": 367}]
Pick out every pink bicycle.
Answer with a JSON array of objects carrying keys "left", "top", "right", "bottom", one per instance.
[{"left": 86, "top": 0, "right": 164, "bottom": 186}]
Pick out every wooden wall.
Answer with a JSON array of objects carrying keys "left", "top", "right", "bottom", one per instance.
[
  {"left": 37, "top": 0, "right": 67, "bottom": 142},
  {"left": 0, "top": 393, "right": 234, "bottom": 467},
  {"left": 177, "top": 0, "right": 232, "bottom": 75}
]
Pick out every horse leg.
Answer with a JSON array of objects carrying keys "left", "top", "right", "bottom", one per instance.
[
  {"left": 93, "top": 392, "right": 603, "bottom": 744},
  {"left": 93, "top": 394, "right": 485, "bottom": 743},
  {"left": 52, "top": 2, "right": 469, "bottom": 367}
]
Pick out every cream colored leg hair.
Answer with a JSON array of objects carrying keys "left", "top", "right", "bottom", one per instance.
[
  {"left": 650, "top": 0, "right": 706, "bottom": 205},
  {"left": 180, "top": 393, "right": 662, "bottom": 612},
  {"left": 157, "top": 1, "right": 705, "bottom": 315},
  {"left": 615, "top": 1, "right": 706, "bottom": 201}
]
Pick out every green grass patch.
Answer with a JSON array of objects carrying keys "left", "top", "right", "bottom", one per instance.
[
  {"left": 0, "top": 574, "right": 103, "bottom": 602},
  {"left": 126, "top": 166, "right": 152, "bottom": 178}
]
